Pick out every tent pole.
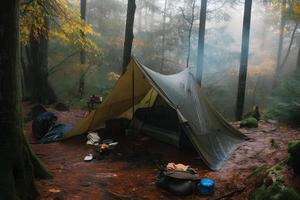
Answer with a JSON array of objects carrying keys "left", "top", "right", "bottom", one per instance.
[{"left": 132, "top": 61, "right": 135, "bottom": 124}]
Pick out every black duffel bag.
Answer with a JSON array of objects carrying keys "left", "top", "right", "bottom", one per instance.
[{"left": 156, "top": 169, "right": 199, "bottom": 196}]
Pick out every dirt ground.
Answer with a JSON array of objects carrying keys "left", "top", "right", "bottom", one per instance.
[{"left": 23, "top": 103, "right": 300, "bottom": 200}]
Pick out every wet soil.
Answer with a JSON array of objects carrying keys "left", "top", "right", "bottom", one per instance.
[{"left": 23, "top": 103, "right": 300, "bottom": 200}]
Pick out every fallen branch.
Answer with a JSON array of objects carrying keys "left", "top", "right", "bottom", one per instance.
[{"left": 213, "top": 187, "right": 246, "bottom": 200}]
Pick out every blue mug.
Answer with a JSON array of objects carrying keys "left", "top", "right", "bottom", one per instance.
[{"left": 198, "top": 178, "right": 215, "bottom": 195}]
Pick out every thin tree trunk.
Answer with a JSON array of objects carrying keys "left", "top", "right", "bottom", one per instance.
[
  {"left": 151, "top": 0, "right": 156, "bottom": 28},
  {"left": 278, "top": 23, "right": 297, "bottom": 69},
  {"left": 0, "top": 1, "right": 51, "bottom": 199},
  {"left": 196, "top": 0, "right": 207, "bottom": 86},
  {"left": 138, "top": 3, "right": 142, "bottom": 31},
  {"left": 20, "top": 44, "right": 29, "bottom": 98},
  {"left": 276, "top": 0, "right": 286, "bottom": 70},
  {"left": 122, "top": 0, "right": 136, "bottom": 74},
  {"left": 182, "top": 0, "right": 196, "bottom": 68},
  {"left": 273, "top": 0, "right": 286, "bottom": 87},
  {"left": 236, "top": 0, "right": 253, "bottom": 120},
  {"left": 161, "top": 0, "right": 168, "bottom": 71},
  {"left": 296, "top": 43, "right": 300, "bottom": 72},
  {"left": 78, "top": 0, "right": 87, "bottom": 97},
  {"left": 80, "top": 0, "right": 87, "bottom": 64}
]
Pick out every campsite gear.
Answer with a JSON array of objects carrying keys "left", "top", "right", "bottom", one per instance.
[
  {"left": 99, "top": 139, "right": 118, "bottom": 150},
  {"left": 64, "top": 57, "right": 246, "bottom": 170},
  {"left": 39, "top": 124, "right": 73, "bottom": 143},
  {"left": 108, "top": 142, "right": 118, "bottom": 149},
  {"left": 87, "top": 95, "right": 102, "bottom": 111},
  {"left": 156, "top": 169, "right": 198, "bottom": 196},
  {"left": 96, "top": 143, "right": 110, "bottom": 156},
  {"left": 84, "top": 153, "right": 93, "bottom": 161},
  {"left": 167, "top": 163, "right": 189, "bottom": 172},
  {"left": 198, "top": 178, "right": 215, "bottom": 195},
  {"left": 95, "top": 146, "right": 110, "bottom": 160},
  {"left": 32, "top": 112, "right": 58, "bottom": 139},
  {"left": 86, "top": 132, "right": 100, "bottom": 145},
  {"left": 102, "top": 139, "right": 114, "bottom": 144}
]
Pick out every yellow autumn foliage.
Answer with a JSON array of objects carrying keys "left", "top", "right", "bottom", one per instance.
[{"left": 20, "top": 0, "right": 100, "bottom": 56}]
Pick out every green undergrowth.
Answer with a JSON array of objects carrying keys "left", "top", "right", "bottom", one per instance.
[
  {"left": 240, "top": 117, "right": 258, "bottom": 128},
  {"left": 288, "top": 140, "right": 300, "bottom": 175},
  {"left": 250, "top": 160, "right": 300, "bottom": 200},
  {"left": 265, "top": 71, "right": 300, "bottom": 124}
]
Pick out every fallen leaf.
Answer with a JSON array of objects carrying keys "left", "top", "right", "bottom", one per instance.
[{"left": 48, "top": 188, "right": 61, "bottom": 193}]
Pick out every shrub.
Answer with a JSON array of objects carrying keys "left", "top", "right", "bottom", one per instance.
[
  {"left": 288, "top": 140, "right": 300, "bottom": 175},
  {"left": 240, "top": 117, "right": 258, "bottom": 128},
  {"left": 266, "top": 71, "right": 300, "bottom": 124},
  {"left": 251, "top": 183, "right": 300, "bottom": 200}
]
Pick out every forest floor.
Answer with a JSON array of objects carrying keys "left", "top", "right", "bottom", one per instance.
[{"left": 23, "top": 103, "right": 300, "bottom": 200}]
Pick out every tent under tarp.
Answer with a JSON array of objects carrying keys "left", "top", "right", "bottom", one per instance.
[{"left": 64, "top": 57, "right": 246, "bottom": 170}]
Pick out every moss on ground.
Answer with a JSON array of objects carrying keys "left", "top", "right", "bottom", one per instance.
[{"left": 240, "top": 117, "right": 258, "bottom": 128}]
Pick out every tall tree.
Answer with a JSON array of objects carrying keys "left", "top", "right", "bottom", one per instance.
[
  {"left": 273, "top": 0, "right": 286, "bottom": 87},
  {"left": 196, "top": 0, "right": 207, "bottom": 86},
  {"left": 236, "top": 0, "right": 253, "bottom": 120},
  {"left": 161, "top": 0, "right": 168, "bottom": 71},
  {"left": 78, "top": 0, "right": 87, "bottom": 97},
  {"left": 122, "top": 0, "right": 136, "bottom": 74},
  {"left": 20, "top": 0, "right": 100, "bottom": 101},
  {"left": 0, "top": 0, "right": 51, "bottom": 199},
  {"left": 181, "top": 0, "right": 196, "bottom": 68},
  {"left": 28, "top": 17, "right": 57, "bottom": 104}
]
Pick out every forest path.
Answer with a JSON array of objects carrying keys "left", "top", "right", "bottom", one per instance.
[{"left": 23, "top": 103, "right": 300, "bottom": 200}]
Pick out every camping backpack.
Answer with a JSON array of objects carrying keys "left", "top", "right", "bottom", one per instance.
[{"left": 32, "top": 112, "right": 57, "bottom": 139}]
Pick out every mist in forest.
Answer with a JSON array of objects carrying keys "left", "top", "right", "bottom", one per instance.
[{"left": 47, "top": 0, "right": 299, "bottom": 119}]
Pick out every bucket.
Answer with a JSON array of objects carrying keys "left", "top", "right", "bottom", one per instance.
[{"left": 198, "top": 178, "right": 215, "bottom": 195}]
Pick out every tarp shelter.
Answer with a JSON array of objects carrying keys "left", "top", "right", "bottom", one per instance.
[{"left": 64, "top": 58, "right": 246, "bottom": 170}]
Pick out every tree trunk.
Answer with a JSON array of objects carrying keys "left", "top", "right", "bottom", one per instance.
[
  {"left": 27, "top": 17, "right": 57, "bottom": 104},
  {"left": 273, "top": 0, "right": 286, "bottom": 87},
  {"left": 161, "top": 0, "right": 168, "bottom": 71},
  {"left": 138, "top": 4, "right": 142, "bottom": 31},
  {"left": 184, "top": 0, "right": 196, "bottom": 68},
  {"left": 23, "top": 45, "right": 34, "bottom": 98},
  {"left": 29, "top": 20, "right": 57, "bottom": 104},
  {"left": 78, "top": 0, "right": 87, "bottom": 97},
  {"left": 235, "top": 0, "right": 252, "bottom": 120},
  {"left": 196, "top": 0, "right": 207, "bottom": 86},
  {"left": 122, "top": 0, "right": 136, "bottom": 74},
  {"left": 0, "top": 1, "right": 51, "bottom": 199},
  {"left": 296, "top": 43, "right": 300, "bottom": 72}
]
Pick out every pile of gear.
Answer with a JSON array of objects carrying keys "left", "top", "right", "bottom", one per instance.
[
  {"left": 84, "top": 132, "right": 118, "bottom": 161},
  {"left": 156, "top": 163, "right": 215, "bottom": 196},
  {"left": 29, "top": 105, "right": 73, "bottom": 143}
]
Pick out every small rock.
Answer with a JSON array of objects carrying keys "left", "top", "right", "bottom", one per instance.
[
  {"left": 80, "top": 181, "right": 92, "bottom": 187},
  {"left": 267, "top": 119, "right": 278, "bottom": 124},
  {"left": 262, "top": 127, "right": 277, "bottom": 133}
]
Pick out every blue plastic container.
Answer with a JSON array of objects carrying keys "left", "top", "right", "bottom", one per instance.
[{"left": 198, "top": 178, "right": 215, "bottom": 195}]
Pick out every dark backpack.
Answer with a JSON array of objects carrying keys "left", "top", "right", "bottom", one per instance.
[{"left": 32, "top": 112, "right": 57, "bottom": 139}]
